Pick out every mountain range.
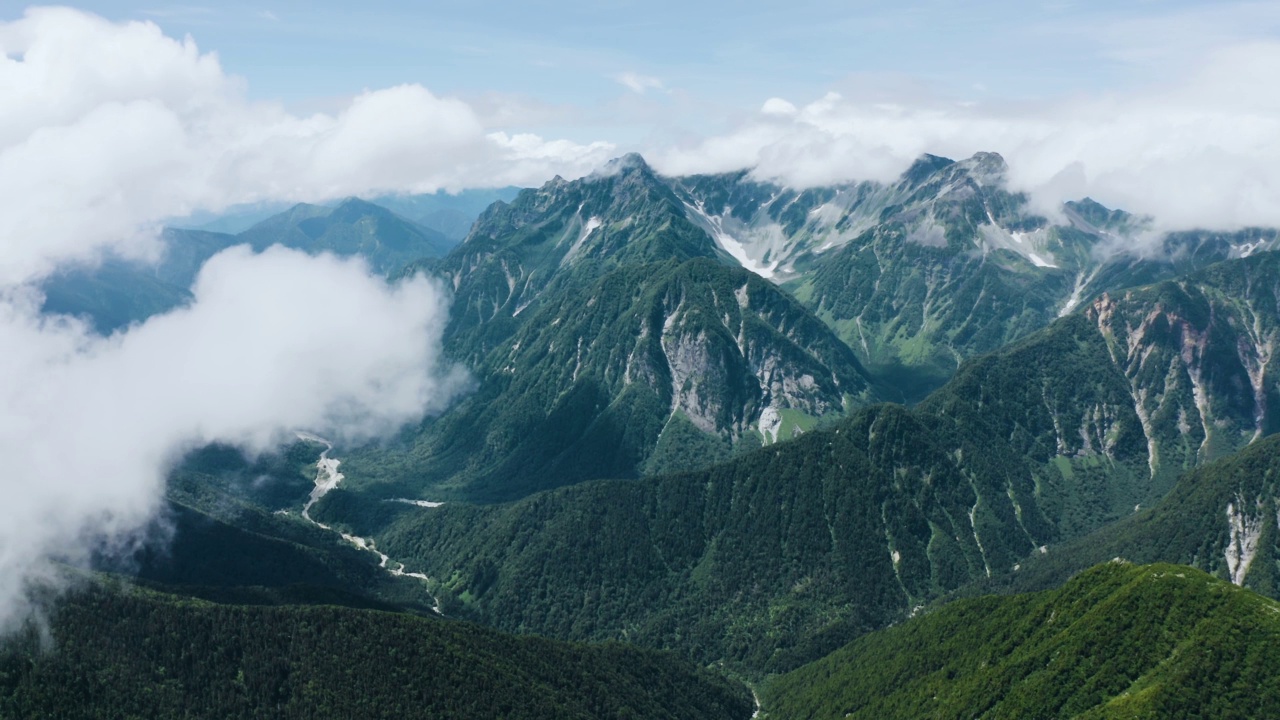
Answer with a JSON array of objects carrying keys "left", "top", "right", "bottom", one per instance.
[{"left": 21, "top": 151, "right": 1280, "bottom": 717}]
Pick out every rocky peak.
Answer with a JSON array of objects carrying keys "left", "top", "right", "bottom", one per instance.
[{"left": 955, "top": 151, "right": 1008, "bottom": 186}]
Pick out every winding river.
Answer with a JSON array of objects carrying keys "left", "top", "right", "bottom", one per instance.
[{"left": 295, "top": 432, "right": 443, "bottom": 614}]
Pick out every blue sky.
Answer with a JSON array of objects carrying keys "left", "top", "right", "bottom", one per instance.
[{"left": 78, "top": 1, "right": 1280, "bottom": 142}]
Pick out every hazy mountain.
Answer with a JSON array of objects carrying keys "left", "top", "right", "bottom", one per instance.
[
  {"left": 764, "top": 561, "right": 1280, "bottom": 719},
  {"left": 369, "top": 187, "right": 523, "bottom": 241},
  {"left": 39, "top": 200, "right": 452, "bottom": 333},
  {"left": 236, "top": 197, "right": 453, "bottom": 274},
  {"left": 172, "top": 188, "right": 521, "bottom": 239}
]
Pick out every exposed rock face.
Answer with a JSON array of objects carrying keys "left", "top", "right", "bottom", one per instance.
[
  {"left": 363, "top": 161, "right": 877, "bottom": 500},
  {"left": 1087, "top": 257, "right": 1280, "bottom": 478},
  {"left": 1226, "top": 495, "right": 1265, "bottom": 585},
  {"left": 676, "top": 153, "right": 1280, "bottom": 396}
]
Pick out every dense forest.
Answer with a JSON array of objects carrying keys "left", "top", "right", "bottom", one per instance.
[
  {"left": 764, "top": 562, "right": 1280, "bottom": 719},
  {"left": 0, "top": 581, "right": 753, "bottom": 720}
]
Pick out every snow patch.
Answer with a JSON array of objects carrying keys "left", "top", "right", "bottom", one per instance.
[
  {"left": 683, "top": 200, "right": 779, "bottom": 279},
  {"left": 562, "top": 214, "right": 604, "bottom": 266},
  {"left": 1059, "top": 268, "right": 1100, "bottom": 317},
  {"left": 977, "top": 219, "right": 1059, "bottom": 268},
  {"left": 1027, "top": 252, "right": 1056, "bottom": 269}
]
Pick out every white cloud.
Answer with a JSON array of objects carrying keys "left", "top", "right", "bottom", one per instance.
[
  {"left": 652, "top": 42, "right": 1280, "bottom": 232},
  {"left": 0, "top": 6, "right": 613, "bottom": 628},
  {"left": 615, "top": 71, "right": 665, "bottom": 95},
  {"left": 0, "top": 7, "right": 616, "bottom": 284},
  {"left": 0, "top": 246, "right": 470, "bottom": 631}
]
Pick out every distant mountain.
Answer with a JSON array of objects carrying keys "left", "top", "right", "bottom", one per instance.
[
  {"left": 675, "top": 153, "right": 1280, "bottom": 398},
  {"left": 172, "top": 188, "right": 521, "bottom": 238},
  {"left": 40, "top": 258, "right": 193, "bottom": 335},
  {"left": 344, "top": 156, "right": 879, "bottom": 500},
  {"left": 40, "top": 200, "right": 453, "bottom": 332},
  {"left": 236, "top": 197, "right": 453, "bottom": 275},
  {"left": 764, "top": 561, "right": 1280, "bottom": 719},
  {"left": 172, "top": 200, "right": 299, "bottom": 235},
  {"left": 0, "top": 580, "right": 752, "bottom": 720},
  {"left": 369, "top": 187, "right": 523, "bottom": 241}
]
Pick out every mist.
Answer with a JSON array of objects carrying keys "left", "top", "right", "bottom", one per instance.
[
  {"left": 0, "top": 246, "right": 470, "bottom": 630},
  {"left": 0, "top": 7, "right": 615, "bottom": 285},
  {"left": 0, "top": 6, "right": 602, "bottom": 631},
  {"left": 652, "top": 42, "right": 1280, "bottom": 233}
]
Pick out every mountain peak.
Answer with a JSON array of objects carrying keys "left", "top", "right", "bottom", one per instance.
[
  {"left": 332, "top": 196, "right": 386, "bottom": 215},
  {"left": 957, "top": 151, "right": 1008, "bottom": 185},
  {"left": 595, "top": 152, "right": 653, "bottom": 178},
  {"left": 902, "top": 153, "right": 956, "bottom": 186}
]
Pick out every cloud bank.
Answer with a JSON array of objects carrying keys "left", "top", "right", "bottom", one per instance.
[
  {"left": 0, "top": 6, "right": 616, "bottom": 283},
  {"left": 0, "top": 6, "right": 584, "bottom": 628},
  {"left": 0, "top": 248, "right": 468, "bottom": 629},
  {"left": 653, "top": 42, "right": 1280, "bottom": 231}
]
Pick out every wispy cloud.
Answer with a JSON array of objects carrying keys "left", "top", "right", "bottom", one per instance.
[
  {"left": 652, "top": 39, "right": 1280, "bottom": 232},
  {"left": 614, "top": 71, "right": 665, "bottom": 94}
]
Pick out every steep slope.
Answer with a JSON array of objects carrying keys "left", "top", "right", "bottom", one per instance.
[
  {"left": 677, "top": 154, "right": 1280, "bottom": 397},
  {"left": 309, "top": 249, "right": 1277, "bottom": 673},
  {"left": 426, "top": 153, "right": 726, "bottom": 364},
  {"left": 998, "top": 433, "right": 1280, "bottom": 599},
  {"left": 315, "top": 403, "right": 1052, "bottom": 673},
  {"left": 347, "top": 257, "right": 877, "bottom": 500},
  {"left": 0, "top": 582, "right": 752, "bottom": 720},
  {"left": 344, "top": 157, "right": 879, "bottom": 500},
  {"left": 922, "top": 250, "right": 1280, "bottom": 535},
  {"left": 764, "top": 562, "right": 1280, "bottom": 720}
]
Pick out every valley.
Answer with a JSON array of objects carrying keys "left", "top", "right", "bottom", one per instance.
[
  {"left": 17, "top": 150, "right": 1280, "bottom": 717},
  {"left": 11, "top": 5, "right": 1280, "bottom": 717},
  {"left": 295, "top": 432, "right": 440, "bottom": 607}
]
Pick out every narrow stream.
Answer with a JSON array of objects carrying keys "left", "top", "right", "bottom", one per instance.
[{"left": 294, "top": 432, "right": 443, "bottom": 614}]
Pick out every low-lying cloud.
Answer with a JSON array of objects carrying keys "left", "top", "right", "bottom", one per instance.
[
  {"left": 0, "top": 246, "right": 469, "bottom": 630},
  {"left": 653, "top": 42, "right": 1280, "bottom": 232},
  {"left": 0, "top": 6, "right": 602, "bottom": 629}
]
